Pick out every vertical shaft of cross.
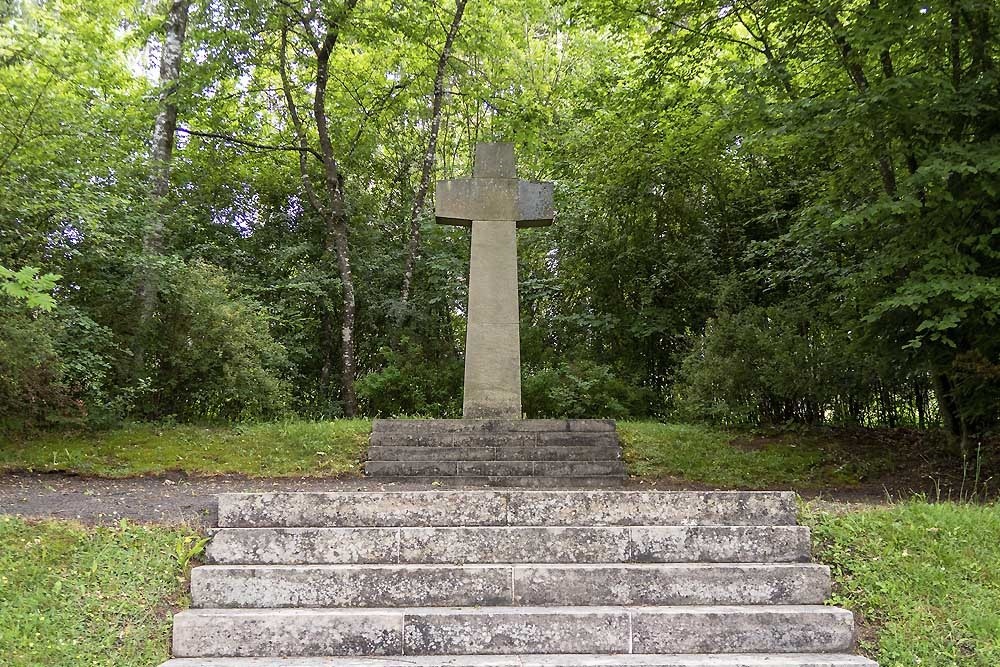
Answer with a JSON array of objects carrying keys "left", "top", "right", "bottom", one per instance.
[
  {"left": 435, "top": 143, "right": 555, "bottom": 419},
  {"left": 464, "top": 218, "right": 521, "bottom": 418}
]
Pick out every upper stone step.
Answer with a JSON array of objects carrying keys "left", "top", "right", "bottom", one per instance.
[
  {"left": 160, "top": 654, "right": 879, "bottom": 666},
  {"left": 363, "top": 460, "right": 626, "bottom": 478},
  {"left": 369, "top": 432, "right": 619, "bottom": 448},
  {"left": 372, "top": 419, "right": 616, "bottom": 434},
  {"left": 171, "top": 605, "right": 856, "bottom": 657},
  {"left": 217, "top": 491, "right": 798, "bottom": 528},
  {"left": 366, "top": 445, "right": 623, "bottom": 461},
  {"left": 205, "top": 525, "right": 812, "bottom": 565}
]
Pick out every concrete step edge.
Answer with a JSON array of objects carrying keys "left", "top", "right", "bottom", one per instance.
[
  {"left": 171, "top": 605, "right": 856, "bottom": 658},
  {"left": 217, "top": 491, "right": 797, "bottom": 527},
  {"left": 205, "top": 525, "right": 812, "bottom": 565},
  {"left": 160, "top": 653, "right": 880, "bottom": 666},
  {"left": 188, "top": 564, "right": 831, "bottom": 608}
]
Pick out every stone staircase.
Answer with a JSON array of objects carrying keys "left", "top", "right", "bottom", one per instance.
[
  {"left": 365, "top": 419, "right": 627, "bottom": 487},
  {"left": 160, "top": 490, "right": 876, "bottom": 666}
]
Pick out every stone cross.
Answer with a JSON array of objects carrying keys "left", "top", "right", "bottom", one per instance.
[{"left": 435, "top": 143, "right": 555, "bottom": 418}]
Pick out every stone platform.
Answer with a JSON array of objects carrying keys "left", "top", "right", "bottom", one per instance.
[
  {"left": 159, "top": 490, "right": 877, "bottom": 667},
  {"left": 364, "top": 419, "right": 626, "bottom": 487}
]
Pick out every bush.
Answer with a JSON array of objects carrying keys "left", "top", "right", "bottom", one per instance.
[
  {"left": 0, "top": 304, "right": 83, "bottom": 432},
  {"left": 522, "top": 361, "right": 656, "bottom": 419},
  {"left": 356, "top": 338, "right": 463, "bottom": 417},
  {"left": 141, "top": 260, "right": 291, "bottom": 421}
]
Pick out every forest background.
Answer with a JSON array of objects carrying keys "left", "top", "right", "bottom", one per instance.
[{"left": 1, "top": 0, "right": 998, "bottom": 454}]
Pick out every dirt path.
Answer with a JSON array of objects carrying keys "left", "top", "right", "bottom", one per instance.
[{"left": 0, "top": 472, "right": 903, "bottom": 526}]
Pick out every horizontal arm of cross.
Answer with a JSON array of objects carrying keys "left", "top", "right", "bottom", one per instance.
[{"left": 435, "top": 178, "right": 554, "bottom": 228}]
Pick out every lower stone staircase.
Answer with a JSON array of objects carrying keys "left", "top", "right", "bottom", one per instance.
[{"left": 160, "top": 490, "right": 877, "bottom": 667}]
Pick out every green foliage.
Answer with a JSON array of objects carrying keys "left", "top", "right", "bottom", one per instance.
[
  {"left": 523, "top": 362, "right": 656, "bottom": 419},
  {"left": 805, "top": 502, "right": 1000, "bottom": 666},
  {"left": 0, "top": 306, "right": 82, "bottom": 433},
  {"left": 0, "top": 0, "right": 996, "bottom": 431},
  {"left": 0, "top": 420, "right": 371, "bottom": 477},
  {"left": 141, "top": 261, "right": 291, "bottom": 422},
  {"left": 356, "top": 339, "right": 463, "bottom": 417},
  {"left": 0, "top": 515, "right": 192, "bottom": 667},
  {"left": 0, "top": 265, "right": 60, "bottom": 311}
]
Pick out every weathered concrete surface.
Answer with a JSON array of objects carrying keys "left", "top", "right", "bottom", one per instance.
[
  {"left": 462, "top": 219, "right": 521, "bottom": 418},
  {"left": 206, "top": 526, "right": 810, "bottom": 565},
  {"left": 403, "top": 607, "right": 629, "bottom": 655},
  {"left": 217, "top": 492, "right": 509, "bottom": 528},
  {"left": 206, "top": 527, "right": 398, "bottom": 565},
  {"left": 171, "top": 609, "right": 402, "bottom": 657},
  {"left": 191, "top": 565, "right": 512, "bottom": 608},
  {"left": 368, "top": 431, "right": 619, "bottom": 447},
  {"left": 172, "top": 606, "right": 855, "bottom": 657},
  {"left": 512, "top": 563, "right": 830, "bottom": 606},
  {"left": 399, "top": 526, "right": 631, "bottom": 564},
  {"left": 505, "top": 491, "right": 798, "bottom": 527},
  {"left": 161, "top": 656, "right": 878, "bottom": 667},
  {"left": 628, "top": 526, "right": 811, "bottom": 563},
  {"left": 371, "top": 419, "right": 616, "bottom": 433},
  {"left": 367, "top": 445, "right": 622, "bottom": 461},
  {"left": 190, "top": 563, "right": 829, "bottom": 608},
  {"left": 358, "top": 475, "right": 627, "bottom": 489},
  {"left": 217, "top": 491, "right": 797, "bottom": 528},
  {"left": 630, "top": 606, "right": 856, "bottom": 654},
  {"left": 160, "top": 656, "right": 878, "bottom": 667},
  {"left": 365, "top": 461, "right": 626, "bottom": 477}
]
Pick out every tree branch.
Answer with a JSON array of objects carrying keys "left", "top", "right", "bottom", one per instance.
[{"left": 175, "top": 127, "right": 323, "bottom": 160}]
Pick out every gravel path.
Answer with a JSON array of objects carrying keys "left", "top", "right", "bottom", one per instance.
[{"left": 0, "top": 472, "right": 897, "bottom": 526}]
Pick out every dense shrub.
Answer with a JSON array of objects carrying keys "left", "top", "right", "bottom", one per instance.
[
  {"left": 522, "top": 361, "right": 656, "bottom": 419},
  {"left": 356, "top": 339, "right": 463, "bottom": 417},
  {"left": 0, "top": 305, "right": 83, "bottom": 432},
  {"left": 141, "top": 261, "right": 291, "bottom": 421}
]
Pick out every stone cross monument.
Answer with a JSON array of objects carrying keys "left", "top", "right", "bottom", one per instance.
[{"left": 435, "top": 143, "right": 555, "bottom": 419}]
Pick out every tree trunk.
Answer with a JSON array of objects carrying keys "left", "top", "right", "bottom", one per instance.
[
  {"left": 934, "top": 372, "right": 968, "bottom": 457},
  {"left": 399, "top": 0, "right": 470, "bottom": 309},
  {"left": 278, "top": 3, "right": 360, "bottom": 416},
  {"left": 134, "top": 0, "right": 191, "bottom": 375}
]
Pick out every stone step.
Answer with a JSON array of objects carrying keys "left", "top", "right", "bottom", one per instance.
[
  {"left": 364, "top": 460, "right": 626, "bottom": 477},
  {"left": 367, "top": 476, "right": 627, "bottom": 488},
  {"left": 370, "top": 432, "right": 619, "bottom": 448},
  {"left": 367, "top": 445, "right": 623, "bottom": 462},
  {"left": 190, "top": 563, "right": 830, "bottom": 608},
  {"left": 171, "top": 606, "right": 855, "bottom": 657},
  {"left": 217, "top": 491, "right": 797, "bottom": 528},
  {"left": 160, "top": 654, "right": 879, "bottom": 666},
  {"left": 206, "top": 525, "right": 812, "bottom": 565},
  {"left": 372, "top": 419, "right": 617, "bottom": 434}
]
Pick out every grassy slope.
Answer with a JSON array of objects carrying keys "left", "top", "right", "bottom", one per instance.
[
  {"left": 0, "top": 419, "right": 910, "bottom": 488},
  {"left": 0, "top": 516, "right": 196, "bottom": 667},
  {"left": 619, "top": 422, "right": 895, "bottom": 487},
  {"left": 805, "top": 501, "right": 1000, "bottom": 667},
  {"left": 0, "top": 420, "right": 371, "bottom": 477}
]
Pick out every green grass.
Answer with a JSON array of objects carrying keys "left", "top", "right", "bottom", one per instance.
[
  {"left": 0, "top": 420, "right": 372, "bottom": 477},
  {"left": 805, "top": 501, "right": 1000, "bottom": 667},
  {"left": 620, "top": 422, "right": 896, "bottom": 487},
  {"left": 0, "top": 516, "right": 197, "bottom": 667}
]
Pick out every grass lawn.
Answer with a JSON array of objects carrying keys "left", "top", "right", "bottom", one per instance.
[
  {"left": 0, "top": 420, "right": 371, "bottom": 477},
  {"left": 1, "top": 419, "right": 989, "bottom": 494},
  {"left": 620, "top": 422, "right": 900, "bottom": 487},
  {"left": 804, "top": 501, "right": 1000, "bottom": 667},
  {"left": 0, "top": 516, "right": 197, "bottom": 667}
]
